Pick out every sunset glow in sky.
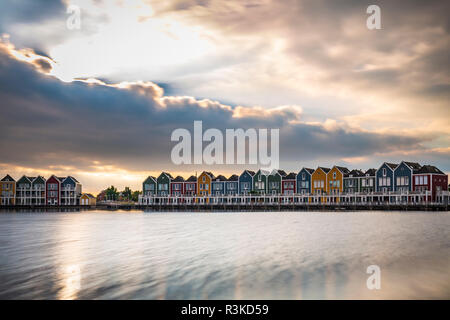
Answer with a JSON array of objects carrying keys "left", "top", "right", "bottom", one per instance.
[{"left": 0, "top": 0, "right": 449, "bottom": 193}]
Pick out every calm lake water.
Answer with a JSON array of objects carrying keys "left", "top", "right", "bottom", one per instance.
[{"left": 0, "top": 210, "right": 449, "bottom": 299}]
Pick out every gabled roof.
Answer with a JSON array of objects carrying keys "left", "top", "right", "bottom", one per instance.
[
  {"left": 385, "top": 162, "right": 398, "bottom": 170},
  {"left": 270, "top": 169, "right": 286, "bottom": 177},
  {"left": 69, "top": 176, "right": 79, "bottom": 183},
  {"left": 159, "top": 172, "right": 173, "bottom": 180},
  {"left": 200, "top": 171, "right": 215, "bottom": 179},
  {"left": 402, "top": 161, "right": 422, "bottom": 173},
  {"left": 1, "top": 174, "right": 15, "bottom": 182},
  {"left": 213, "top": 175, "right": 227, "bottom": 182},
  {"left": 277, "top": 170, "right": 287, "bottom": 177},
  {"left": 334, "top": 166, "right": 350, "bottom": 175},
  {"left": 364, "top": 168, "right": 376, "bottom": 176},
  {"left": 62, "top": 176, "right": 79, "bottom": 185},
  {"left": 301, "top": 167, "right": 315, "bottom": 174},
  {"left": 227, "top": 174, "right": 239, "bottom": 182},
  {"left": 143, "top": 176, "right": 157, "bottom": 183},
  {"left": 32, "top": 176, "right": 46, "bottom": 184},
  {"left": 283, "top": 172, "right": 297, "bottom": 180},
  {"left": 186, "top": 175, "right": 197, "bottom": 182},
  {"left": 16, "top": 175, "right": 33, "bottom": 184},
  {"left": 82, "top": 193, "right": 95, "bottom": 199},
  {"left": 173, "top": 176, "right": 185, "bottom": 182},
  {"left": 417, "top": 165, "right": 445, "bottom": 175},
  {"left": 241, "top": 170, "right": 255, "bottom": 177},
  {"left": 345, "top": 169, "right": 364, "bottom": 178},
  {"left": 46, "top": 175, "right": 62, "bottom": 183},
  {"left": 316, "top": 167, "right": 331, "bottom": 174},
  {"left": 256, "top": 169, "right": 270, "bottom": 176},
  {"left": 57, "top": 177, "right": 66, "bottom": 182}
]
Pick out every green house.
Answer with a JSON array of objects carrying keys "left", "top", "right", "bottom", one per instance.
[
  {"left": 157, "top": 172, "right": 173, "bottom": 196},
  {"left": 253, "top": 169, "right": 270, "bottom": 194},
  {"left": 16, "top": 175, "right": 34, "bottom": 205},
  {"left": 268, "top": 170, "right": 286, "bottom": 195},
  {"left": 344, "top": 169, "right": 364, "bottom": 194},
  {"left": 143, "top": 176, "right": 157, "bottom": 196}
]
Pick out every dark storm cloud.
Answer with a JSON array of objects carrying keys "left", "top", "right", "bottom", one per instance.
[
  {"left": 0, "top": 0, "right": 65, "bottom": 27},
  {"left": 0, "top": 46, "right": 437, "bottom": 174},
  {"left": 152, "top": 0, "right": 450, "bottom": 111}
]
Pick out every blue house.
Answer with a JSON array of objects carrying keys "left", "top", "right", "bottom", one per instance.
[
  {"left": 297, "top": 168, "right": 314, "bottom": 195},
  {"left": 211, "top": 175, "right": 227, "bottom": 196},
  {"left": 225, "top": 175, "right": 239, "bottom": 195},
  {"left": 61, "top": 176, "right": 82, "bottom": 205},
  {"left": 239, "top": 170, "right": 255, "bottom": 195},
  {"left": 394, "top": 161, "right": 421, "bottom": 193},
  {"left": 375, "top": 162, "right": 398, "bottom": 193}
]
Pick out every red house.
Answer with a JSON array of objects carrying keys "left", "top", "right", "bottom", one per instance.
[
  {"left": 46, "top": 175, "right": 63, "bottom": 205},
  {"left": 282, "top": 172, "right": 297, "bottom": 195},
  {"left": 170, "top": 176, "right": 185, "bottom": 196},
  {"left": 413, "top": 165, "right": 448, "bottom": 201},
  {"left": 184, "top": 175, "right": 197, "bottom": 196}
]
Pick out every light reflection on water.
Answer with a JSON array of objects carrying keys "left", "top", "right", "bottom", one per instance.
[{"left": 0, "top": 210, "right": 449, "bottom": 299}]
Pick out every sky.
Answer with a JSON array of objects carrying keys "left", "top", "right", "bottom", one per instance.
[{"left": 0, "top": 0, "right": 449, "bottom": 194}]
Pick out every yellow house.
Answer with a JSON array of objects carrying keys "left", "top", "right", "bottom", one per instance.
[
  {"left": 197, "top": 171, "right": 214, "bottom": 197},
  {"left": 80, "top": 193, "right": 96, "bottom": 206},
  {"left": 0, "top": 174, "right": 16, "bottom": 205},
  {"left": 327, "top": 166, "right": 350, "bottom": 202},
  {"left": 311, "top": 167, "right": 330, "bottom": 203}
]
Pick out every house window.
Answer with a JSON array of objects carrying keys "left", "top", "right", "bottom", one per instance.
[
  {"left": 424, "top": 176, "right": 428, "bottom": 184},
  {"left": 333, "top": 172, "right": 336, "bottom": 179},
  {"left": 302, "top": 173, "right": 305, "bottom": 180},
  {"left": 382, "top": 168, "right": 386, "bottom": 176},
  {"left": 203, "top": 177, "right": 206, "bottom": 182}
]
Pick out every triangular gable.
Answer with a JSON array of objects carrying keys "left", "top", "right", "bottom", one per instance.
[
  {"left": 46, "top": 175, "right": 61, "bottom": 184},
  {"left": 377, "top": 162, "right": 397, "bottom": 172},
  {"left": 143, "top": 176, "right": 157, "bottom": 184},
  {"left": 62, "top": 176, "right": 77, "bottom": 186},
  {"left": 16, "top": 175, "right": 32, "bottom": 184},
  {"left": 334, "top": 166, "right": 350, "bottom": 175},
  {"left": 1, "top": 174, "right": 15, "bottom": 182}
]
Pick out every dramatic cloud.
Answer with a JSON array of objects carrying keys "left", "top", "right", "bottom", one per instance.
[
  {"left": 0, "top": 0, "right": 448, "bottom": 192},
  {"left": 1, "top": 40, "right": 447, "bottom": 192}
]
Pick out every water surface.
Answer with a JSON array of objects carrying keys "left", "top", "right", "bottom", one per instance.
[{"left": 0, "top": 210, "right": 449, "bottom": 299}]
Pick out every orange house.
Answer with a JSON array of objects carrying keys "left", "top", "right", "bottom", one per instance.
[
  {"left": 0, "top": 174, "right": 16, "bottom": 206},
  {"left": 197, "top": 171, "right": 214, "bottom": 197},
  {"left": 311, "top": 167, "right": 330, "bottom": 203},
  {"left": 327, "top": 166, "right": 349, "bottom": 202}
]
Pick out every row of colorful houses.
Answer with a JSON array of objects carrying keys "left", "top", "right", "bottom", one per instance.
[
  {"left": 0, "top": 174, "right": 84, "bottom": 206},
  {"left": 141, "top": 161, "right": 448, "bottom": 202}
]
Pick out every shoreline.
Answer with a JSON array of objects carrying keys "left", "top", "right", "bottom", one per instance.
[{"left": 0, "top": 203, "right": 448, "bottom": 212}]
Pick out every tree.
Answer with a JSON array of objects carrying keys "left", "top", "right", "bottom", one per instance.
[
  {"left": 105, "top": 185, "right": 118, "bottom": 201},
  {"left": 132, "top": 190, "right": 141, "bottom": 202},
  {"left": 121, "top": 187, "right": 132, "bottom": 201}
]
